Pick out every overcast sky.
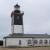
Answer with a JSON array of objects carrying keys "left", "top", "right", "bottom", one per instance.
[{"left": 0, "top": 0, "right": 50, "bottom": 39}]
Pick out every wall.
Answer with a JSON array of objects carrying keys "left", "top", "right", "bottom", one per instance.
[
  {"left": 32, "top": 38, "right": 50, "bottom": 46},
  {"left": 3, "top": 38, "right": 50, "bottom": 47},
  {"left": 5, "top": 38, "right": 32, "bottom": 47},
  {"left": 14, "top": 25, "right": 23, "bottom": 33}
]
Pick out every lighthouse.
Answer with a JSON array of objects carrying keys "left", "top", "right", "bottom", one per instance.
[
  {"left": 11, "top": 4, "right": 24, "bottom": 34},
  {"left": 3, "top": 3, "right": 50, "bottom": 48}
]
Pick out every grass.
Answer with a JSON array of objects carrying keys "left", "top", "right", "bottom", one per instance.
[{"left": 0, "top": 47, "right": 50, "bottom": 50}]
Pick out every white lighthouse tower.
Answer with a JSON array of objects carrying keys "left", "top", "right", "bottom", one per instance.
[{"left": 11, "top": 4, "right": 24, "bottom": 34}]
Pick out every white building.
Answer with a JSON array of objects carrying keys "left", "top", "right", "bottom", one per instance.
[
  {"left": 3, "top": 4, "right": 50, "bottom": 47},
  {"left": 3, "top": 34, "right": 50, "bottom": 47}
]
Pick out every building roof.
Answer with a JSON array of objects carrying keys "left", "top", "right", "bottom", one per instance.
[
  {"left": 3, "top": 33, "right": 50, "bottom": 38},
  {"left": 14, "top": 4, "right": 20, "bottom": 8}
]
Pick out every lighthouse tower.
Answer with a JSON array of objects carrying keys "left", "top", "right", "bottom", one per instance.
[{"left": 11, "top": 4, "right": 24, "bottom": 34}]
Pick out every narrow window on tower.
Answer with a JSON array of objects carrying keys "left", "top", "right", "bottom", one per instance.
[
  {"left": 19, "top": 40, "right": 21, "bottom": 45},
  {"left": 28, "top": 40, "right": 31, "bottom": 44},
  {"left": 33, "top": 40, "right": 38, "bottom": 44},
  {"left": 39, "top": 40, "right": 43, "bottom": 44},
  {"left": 49, "top": 40, "right": 50, "bottom": 44},
  {"left": 44, "top": 40, "right": 48, "bottom": 44}
]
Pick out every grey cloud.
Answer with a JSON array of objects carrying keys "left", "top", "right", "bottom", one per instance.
[{"left": 0, "top": 0, "right": 50, "bottom": 39}]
